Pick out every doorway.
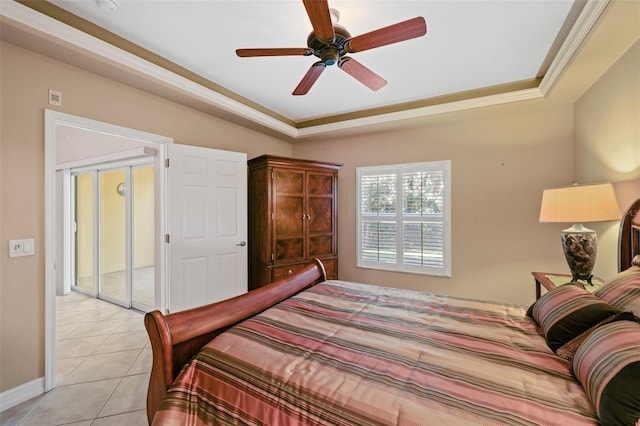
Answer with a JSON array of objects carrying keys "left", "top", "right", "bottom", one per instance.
[
  {"left": 71, "top": 163, "right": 155, "bottom": 312},
  {"left": 45, "top": 110, "right": 173, "bottom": 392},
  {"left": 45, "top": 110, "right": 248, "bottom": 394}
]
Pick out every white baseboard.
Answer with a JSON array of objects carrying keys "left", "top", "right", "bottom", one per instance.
[{"left": 0, "top": 377, "right": 45, "bottom": 413}]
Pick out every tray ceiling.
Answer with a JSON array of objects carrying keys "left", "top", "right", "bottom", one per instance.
[{"left": 3, "top": 0, "right": 607, "bottom": 138}]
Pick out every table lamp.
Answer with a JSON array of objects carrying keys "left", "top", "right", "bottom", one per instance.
[{"left": 539, "top": 183, "right": 621, "bottom": 284}]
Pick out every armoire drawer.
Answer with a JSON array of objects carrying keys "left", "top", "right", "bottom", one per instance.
[{"left": 271, "top": 258, "right": 337, "bottom": 281}]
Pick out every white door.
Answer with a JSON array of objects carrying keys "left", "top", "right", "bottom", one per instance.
[{"left": 167, "top": 144, "right": 247, "bottom": 313}]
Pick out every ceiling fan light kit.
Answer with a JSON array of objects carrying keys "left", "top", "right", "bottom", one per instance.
[{"left": 236, "top": 0, "right": 427, "bottom": 96}]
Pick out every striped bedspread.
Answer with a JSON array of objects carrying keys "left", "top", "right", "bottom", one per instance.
[{"left": 153, "top": 280, "right": 599, "bottom": 425}]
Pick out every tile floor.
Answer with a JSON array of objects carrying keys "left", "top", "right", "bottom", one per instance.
[{"left": 1, "top": 292, "right": 151, "bottom": 426}]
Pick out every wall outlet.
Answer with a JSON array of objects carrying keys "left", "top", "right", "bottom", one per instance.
[{"left": 8, "top": 239, "right": 35, "bottom": 258}]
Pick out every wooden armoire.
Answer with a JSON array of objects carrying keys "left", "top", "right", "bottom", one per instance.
[{"left": 248, "top": 155, "right": 341, "bottom": 290}]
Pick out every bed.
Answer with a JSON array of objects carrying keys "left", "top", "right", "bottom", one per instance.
[{"left": 145, "top": 198, "right": 640, "bottom": 425}]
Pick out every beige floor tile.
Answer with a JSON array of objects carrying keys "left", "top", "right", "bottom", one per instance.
[
  {"left": 93, "top": 331, "right": 148, "bottom": 354},
  {"left": 128, "top": 347, "right": 152, "bottom": 375},
  {"left": 18, "top": 379, "right": 120, "bottom": 426},
  {"left": 56, "top": 357, "right": 85, "bottom": 384},
  {"left": 92, "top": 307, "right": 143, "bottom": 322},
  {"left": 115, "top": 317, "right": 146, "bottom": 333},
  {"left": 98, "top": 373, "right": 150, "bottom": 417},
  {"left": 56, "top": 297, "right": 110, "bottom": 313},
  {"left": 56, "top": 322, "right": 81, "bottom": 340},
  {"left": 91, "top": 409, "right": 148, "bottom": 426},
  {"left": 57, "top": 350, "right": 141, "bottom": 386},
  {"left": 57, "top": 335, "right": 107, "bottom": 359},
  {"left": 57, "top": 309, "right": 104, "bottom": 324},
  {"left": 65, "top": 319, "right": 127, "bottom": 339}
]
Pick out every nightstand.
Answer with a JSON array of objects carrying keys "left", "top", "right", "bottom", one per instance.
[{"left": 531, "top": 272, "right": 605, "bottom": 299}]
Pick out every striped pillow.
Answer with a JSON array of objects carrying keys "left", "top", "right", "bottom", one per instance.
[
  {"left": 572, "top": 321, "right": 640, "bottom": 425},
  {"left": 528, "top": 284, "right": 623, "bottom": 352},
  {"left": 594, "top": 265, "right": 640, "bottom": 315},
  {"left": 555, "top": 310, "right": 637, "bottom": 361}
]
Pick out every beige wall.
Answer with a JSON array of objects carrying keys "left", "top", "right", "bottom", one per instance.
[
  {"left": 0, "top": 41, "right": 292, "bottom": 393},
  {"left": 294, "top": 105, "right": 575, "bottom": 306},
  {"left": 574, "top": 40, "right": 640, "bottom": 280}
]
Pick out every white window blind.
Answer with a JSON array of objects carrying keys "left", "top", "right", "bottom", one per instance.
[{"left": 357, "top": 161, "right": 451, "bottom": 277}]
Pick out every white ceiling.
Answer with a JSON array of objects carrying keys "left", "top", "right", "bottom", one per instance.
[
  {"left": 4, "top": 0, "right": 623, "bottom": 140},
  {"left": 40, "top": 0, "right": 580, "bottom": 122}
]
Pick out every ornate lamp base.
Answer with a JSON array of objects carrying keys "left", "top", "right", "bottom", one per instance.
[{"left": 561, "top": 224, "right": 597, "bottom": 284}]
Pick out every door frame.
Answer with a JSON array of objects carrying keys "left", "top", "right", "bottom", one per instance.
[{"left": 44, "top": 110, "right": 173, "bottom": 391}]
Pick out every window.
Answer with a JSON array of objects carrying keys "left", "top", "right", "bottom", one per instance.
[{"left": 356, "top": 161, "right": 451, "bottom": 277}]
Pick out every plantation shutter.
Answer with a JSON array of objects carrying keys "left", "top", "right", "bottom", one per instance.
[{"left": 357, "top": 161, "right": 450, "bottom": 276}]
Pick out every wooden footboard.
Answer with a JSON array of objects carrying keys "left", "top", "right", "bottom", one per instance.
[{"left": 143, "top": 259, "right": 327, "bottom": 424}]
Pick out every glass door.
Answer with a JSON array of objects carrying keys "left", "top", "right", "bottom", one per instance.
[
  {"left": 73, "top": 172, "right": 97, "bottom": 296},
  {"left": 98, "top": 168, "right": 130, "bottom": 307},
  {"left": 132, "top": 166, "right": 155, "bottom": 311},
  {"left": 70, "top": 161, "right": 155, "bottom": 311}
]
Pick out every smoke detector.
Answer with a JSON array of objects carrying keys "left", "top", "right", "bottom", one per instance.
[{"left": 96, "top": 0, "right": 118, "bottom": 12}]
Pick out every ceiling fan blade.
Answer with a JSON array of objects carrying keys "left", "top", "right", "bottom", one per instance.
[
  {"left": 293, "top": 62, "right": 326, "bottom": 96},
  {"left": 236, "top": 48, "right": 313, "bottom": 57},
  {"left": 338, "top": 57, "right": 387, "bottom": 91},
  {"left": 302, "top": 0, "right": 334, "bottom": 42},
  {"left": 345, "top": 16, "right": 427, "bottom": 53}
]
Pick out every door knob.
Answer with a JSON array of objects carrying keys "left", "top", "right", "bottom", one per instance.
[{"left": 237, "top": 241, "right": 246, "bottom": 247}]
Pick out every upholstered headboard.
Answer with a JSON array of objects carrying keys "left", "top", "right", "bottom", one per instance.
[{"left": 619, "top": 198, "right": 640, "bottom": 272}]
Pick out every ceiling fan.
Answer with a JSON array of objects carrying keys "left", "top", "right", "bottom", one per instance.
[{"left": 236, "top": 0, "right": 427, "bottom": 96}]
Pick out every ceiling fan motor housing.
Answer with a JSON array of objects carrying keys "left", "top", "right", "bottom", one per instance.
[{"left": 307, "top": 24, "right": 351, "bottom": 66}]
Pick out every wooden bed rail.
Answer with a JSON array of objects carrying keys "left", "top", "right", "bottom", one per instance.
[{"left": 144, "top": 259, "right": 327, "bottom": 424}]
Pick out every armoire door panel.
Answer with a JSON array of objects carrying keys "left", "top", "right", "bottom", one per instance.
[
  {"left": 275, "top": 169, "right": 304, "bottom": 194},
  {"left": 308, "top": 235, "right": 333, "bottom": 257},
  {"left": 307, "top": 173, "right": 334, "bottom": 196},
  {"left": 275, "top": 196, "right": 304, "bottom": 235},
  {"left": 308, "top": 198, "right": 333, "bottom": 234},
  {"left": 275, "top": 238, "right": 305, "bottom": 262}
]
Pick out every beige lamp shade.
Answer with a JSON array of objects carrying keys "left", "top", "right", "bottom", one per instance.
[{"left": 539, "top": 183, "right": 621, "bottom": 224}]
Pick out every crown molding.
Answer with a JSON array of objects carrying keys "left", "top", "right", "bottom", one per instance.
[
  {"left": 539, "top": 0, "right": 609, "bottom": 95},
  {"left": 1, "top": 0, "right": 608, "bottom": 139}
]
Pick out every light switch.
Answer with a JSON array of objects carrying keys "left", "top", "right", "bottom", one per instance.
[{"left": 22, "top": 239, "right": 35, "bottom": 255}]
